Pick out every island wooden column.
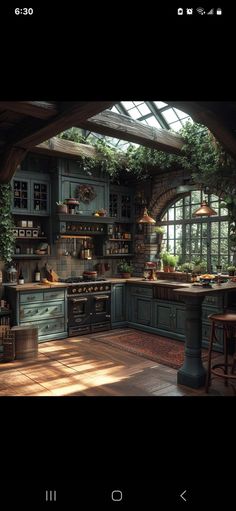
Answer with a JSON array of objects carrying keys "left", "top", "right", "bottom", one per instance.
[
  {"left": 174, "top": 293, "right": 206, "bottom": 388},
  {"left": 173, "top": 283, "right": 236, "bottom": 388}
]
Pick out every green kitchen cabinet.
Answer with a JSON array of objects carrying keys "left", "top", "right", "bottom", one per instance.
[
  {"left": 109, "top": 186, "right": 133, "bottom": 222},
  {"left": 4, "top": 286, "right": 68, "bottom": 342},
  {"left": 61, "top": 176, "right": 109, "bottom": 216},
  {"left": 12, "top": 172, "right": 51, "bottom": 215},
  {"left": 111, "top": 284, "right": 127, "bottom": 327},
  {"left": 152, "top": 300, "right": 186, "bottom": 341},
  {"left": 127, "top": 285, "right": 153, "bottom": 326}
]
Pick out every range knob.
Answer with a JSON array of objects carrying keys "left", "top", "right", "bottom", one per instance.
[
  {"left": 105, "top": 285, "right": 110, "bottom": 290},
  {"left": 83, "top": 287, "right": 87, "bottom": 293},
  {"left": 94, "top": 286, "right": 98, "bottom": 291},
  {"left": 72, "top": 288, "right": 77, "bottom": 293},
  {"left": 88, "top": 287, "right": 92, "bottom": 292},
  {"left": 78, "top": 288, "right": 82, "bottom": 293},
  {"left": 99, "top": 285, "right": 104, "bottom": 291}
]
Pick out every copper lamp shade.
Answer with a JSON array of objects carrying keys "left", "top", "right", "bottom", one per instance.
[
  {"left": 192, "top": 200, "right": 217, "bottom": 217},
  {"left": 138, "top": 207, "right": 156, "bottom": 224}
]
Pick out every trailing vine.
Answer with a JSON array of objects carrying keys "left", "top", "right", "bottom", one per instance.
[
  {"left": 58, "top": 123, "right": 236, "bottom": 248},
  {"left": 0, "top": 184, "right": 16, "bottom": 263}
]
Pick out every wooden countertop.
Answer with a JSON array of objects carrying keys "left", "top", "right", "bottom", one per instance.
[
  {"left": 4, "top": 282, "right": 68, "bottom": 291},
  {"left": 173, "top": 281, "right": 236, "bottom": 296}
]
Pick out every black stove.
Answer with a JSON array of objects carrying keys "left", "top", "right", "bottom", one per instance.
[{"left": 64, "top": 276, "right": 111, "bottom": 336}]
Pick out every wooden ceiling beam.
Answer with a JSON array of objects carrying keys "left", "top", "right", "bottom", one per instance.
[
  {"left": 0, "top": 102, "right": 115, "bottom": 183},
  {"left": 7, "top": 101, "right": 116, "bottom": 149},
  {"left": 33, "top": 137, "right": 98, "bottom": 159},
  {"left": 0, "top": 146, "right": 28, "bottom": 183},
  {"left": 0, "top": 101, "right": 58, "bottom": 119},
  {"left": 77, "top": 110, "right": 184, "bottom": 154}
]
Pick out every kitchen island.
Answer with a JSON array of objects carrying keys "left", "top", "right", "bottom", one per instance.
[{"left": 173, "top": 282, "right": 236, "bottom": 388}]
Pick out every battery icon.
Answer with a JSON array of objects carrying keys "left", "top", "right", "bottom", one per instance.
[{"left": 216, "top": 8, "right": 222, "bottom": 15}]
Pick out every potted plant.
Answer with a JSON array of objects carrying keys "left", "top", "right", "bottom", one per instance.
[
  {"left": 154, "top": 226, "right": 165, "bottom": 252},
  {"left": 227, "top": 265, "right": 236, "bottom": 276},
  {"left": 56, "top": 201, "right": 68, "bottom": 214},
  {"left": 117, "top": 260, "right": 133, "bottom": 278},
  {"left": 180, "top": 262, "right": 194, "bottom": 273},
  {"left": 160, "top": 252, "right": 170, "bottom": 272},
  {"left": 168, "top": 255, "right": 179, "bottom": 272}
]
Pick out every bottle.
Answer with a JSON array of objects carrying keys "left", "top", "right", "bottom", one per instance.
[
  {"left": 34, "top": 263, "right": 41, "bottom": 282},
  {"left": 18, "top": 268, "right": 24, "bottom": 285}
]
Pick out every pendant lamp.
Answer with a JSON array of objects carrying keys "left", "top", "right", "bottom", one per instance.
[
  {"left": 192, "top": 200, "right": 217, "bottom": 217},
  {"left": 138, "top": 207, "right": 156, "bottom": 224}
]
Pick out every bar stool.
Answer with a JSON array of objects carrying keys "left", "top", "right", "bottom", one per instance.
[{"left": 205, "top": 313, "right": 236, "bottom": 393}]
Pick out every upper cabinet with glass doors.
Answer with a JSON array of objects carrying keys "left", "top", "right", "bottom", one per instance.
[
  {"left": 109, "top": 186, "right": 133, "bottom": 222},
  {"left": 12, "top": 173, "right": 51, "bottom": 215}
]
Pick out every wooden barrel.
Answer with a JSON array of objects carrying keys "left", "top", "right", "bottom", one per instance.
[{"left": 11, "top": 325, "right": 38, "bottom": 360}]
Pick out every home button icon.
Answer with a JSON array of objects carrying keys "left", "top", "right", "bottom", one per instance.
[{"left": 111, "top": 489, "right": 123, "bottom": 502}]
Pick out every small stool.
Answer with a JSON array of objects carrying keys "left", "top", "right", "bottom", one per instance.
[{"left": 205, "top": 313, "right": 236, "bottom": 393}]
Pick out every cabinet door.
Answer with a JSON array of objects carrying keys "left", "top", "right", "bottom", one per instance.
[
  {"left": 111, "top": 284, "right": 126, "bottom": 324},
  {"left": 156, "top": 301, "right": 173, "bottom": 331},
  {"left": 120, "top": 193, "right": 132, "bottom": 221},
  {"left": 31, "top": 180, "right": 50, "bottom": 215},
  {"left": 134, "top": 296, "right": 152, "bottom": 325},
  {"left": 109, "top": 192, "right": 119, "bottom": 218},
  {"left": 172, "top": 304, "right": 186, "bottom": 335},
  {"left": 12, "top": 178, "right": 31, "bottom": 213}
]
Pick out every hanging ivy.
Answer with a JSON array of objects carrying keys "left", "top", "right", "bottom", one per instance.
[{"left": 0, "top": 184, "right": 16, "bottom": 263}]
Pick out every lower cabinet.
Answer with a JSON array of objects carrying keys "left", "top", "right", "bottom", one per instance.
[
  {"left": 111, "top": 284, "right": 127, "bottom": 327},
  {"left": 152, "top": 300, "right": 186, "bottom": 341},
  {"left": 5, "top": 286, "right": 68, "bottom": 341},
  {"left": 201, "top": 305, "right": 224, "bottom": 352}
]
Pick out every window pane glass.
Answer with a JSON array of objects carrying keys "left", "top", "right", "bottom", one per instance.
[
  {"left": 162, "top": 108, "right": 178, "bottom": 123},
  {"left": 191, "top": 191, "right": 201, "bottom": 203},
  {"left": 211, "top": 240, "right": 218, "bottom": 254},
  {"left": 168, "top": 208, "right": 174, "bottom": 220},
  {"left": 220, "top": 207, "right": 228, "bottom": 216},
  {"left": 168, "top": 239, "right": 174, "bottom": 252},
  {"left": 175, "top": 207, "right": 183, "bottom": 220},
  {"left": 220, "top": 222, "right": 228, "bottom": 236},
  {"left": 202, "top": 238, "right": 208, "bottom": 254},
  {"left": 176, "top": 224, "right": 182, "bottom": 238},
  {"left": 202, "top": 223, "right": 208, "bottom": 237},
  {"left": 168, "top": 225, "right": 174, "bottom": 238},
  {"left": 211, "top": 223, "right": 219, "bottom": 237},
  {"left": 184, "top": 205, "right": 190, "bottom": 219}
]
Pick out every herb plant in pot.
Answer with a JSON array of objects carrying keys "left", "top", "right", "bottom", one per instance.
[
  {"left": 168, "top": 255, "right": 179, "bottom": 272},
  {"left": 117, "top": 260, "right": 133, "bottom": 278},
  {"left": 161, "top": 252, "right": 170, "bottom": 272},
  {"left": 227, "top": 265, "right": 236, "bottom": 276}
]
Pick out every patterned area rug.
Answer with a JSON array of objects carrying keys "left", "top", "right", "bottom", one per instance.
[{"left": 94, "top": 328, "right": 218, "bottom": 370}]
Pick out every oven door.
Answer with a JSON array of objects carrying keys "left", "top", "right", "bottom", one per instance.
[
  {"left": 68, "top": 296, "right": 91, "bottom": 326},
  {"left": 91, "top": 294, "right": 111, "bottom": 324}
]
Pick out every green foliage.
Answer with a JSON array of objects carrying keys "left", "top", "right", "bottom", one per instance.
[
  {"left": 160, "top": 252, "right": 171, "bottom": 265},
  {"left": 180, "top": 262, "right": 194, "bottom": 272},
  {"left": 117, "top": 260, "right": 133, "bottom": 273},
  {"left": 168, "top": 254, "right": 179, "bottom": 267},
  {"left": 154, "top": 226, "right": 165, "bottom": 234},
  {"left": 0, "top": 184, "right": 16, "bottom": 263}
]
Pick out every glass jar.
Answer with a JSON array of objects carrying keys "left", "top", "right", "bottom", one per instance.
[{"left": 7, "top": 265, "right": 18, "bottom": 283}]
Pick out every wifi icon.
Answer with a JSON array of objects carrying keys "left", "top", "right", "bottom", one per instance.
[{"left": 196, "top": 7, "right": 205, "bottom": 14}]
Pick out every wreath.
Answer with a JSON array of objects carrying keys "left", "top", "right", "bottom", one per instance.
[{"left": 75, "top": 184, "right": 97, "bottom": 204}]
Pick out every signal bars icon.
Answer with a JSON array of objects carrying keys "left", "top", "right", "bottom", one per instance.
[{"left": 207, "top": 8, "right": 214, "bottom": 14}]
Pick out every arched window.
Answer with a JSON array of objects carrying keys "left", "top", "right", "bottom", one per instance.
[{"left": 160, "top": 190, "right": 230, "bottom": 270}]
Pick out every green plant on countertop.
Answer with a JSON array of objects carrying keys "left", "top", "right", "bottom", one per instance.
[
  {"left": 180, "top": 262, "right": 194, "bottom": 273},
  {"left": 0, "top": 184, "right": 16, "bottom": 263},
  {"left": 160, "top": 252, "right": 171, "bottom": 266},
  {"left": 227, "top": 265, "right": 236, "bottom": 275},
  {"left": 117, "top": 260, "right": 133, "bottom": 274},
  {"left": 168, "top": 254, "right": 179, "bottom": 268},
  {"left": 192, "top": 259, "right": 207, "bottom": 273}
]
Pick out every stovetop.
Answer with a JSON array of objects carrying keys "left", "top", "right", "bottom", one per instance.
[{"left": 60, "top": 277, "right": 107, "bottom": 284}]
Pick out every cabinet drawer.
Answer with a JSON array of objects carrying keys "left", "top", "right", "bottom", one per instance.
[
  {"left": 203, "top": 295, "right": 224, "bottom": 308},
  {"left": 20, "top": 292, "right": 44, "bottom": 303},
  {"left": 43, "top": 290, "right": 65, "bottom": 301},
  {"left": 26, "top": 317, "right": 65, "bottom": 337},
  {"left": 129, "top": 285, "right": 153, "bottom": 297},
  {"left": 201, "top": 306, "right": 223, "bottom": 323},
  {"left": 20, "top": 301, "right": 64, "bottom": 321}
]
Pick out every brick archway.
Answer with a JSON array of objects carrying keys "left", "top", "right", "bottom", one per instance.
[{"left": 149, "top": 188, "right": 192, "bottom": 221}]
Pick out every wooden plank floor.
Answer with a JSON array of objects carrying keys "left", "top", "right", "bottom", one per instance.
[{"left": 0, "top": 330, "right": 235, "bottom": 396}]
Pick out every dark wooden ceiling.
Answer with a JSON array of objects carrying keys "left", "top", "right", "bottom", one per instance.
[{"left": 0, "top": 101, "right": 236, "bottom": 183}]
